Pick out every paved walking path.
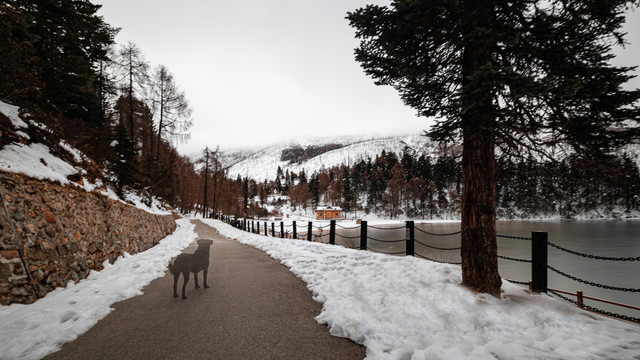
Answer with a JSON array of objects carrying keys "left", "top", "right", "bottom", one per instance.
[{"left": 45, "top": 220, "right": 365, "bottom": 359}]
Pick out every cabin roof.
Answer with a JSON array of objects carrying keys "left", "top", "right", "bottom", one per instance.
[{"left": 316, "top": 206, "right": 342, "bottom": 211}]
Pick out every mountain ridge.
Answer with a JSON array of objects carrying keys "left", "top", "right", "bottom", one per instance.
[{"left": 222, "top": 133, "right": 440, "bottom": 181}]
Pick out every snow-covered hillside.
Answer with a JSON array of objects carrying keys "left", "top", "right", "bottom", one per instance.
[
  {"left": 0, "top": 100, "right": 169, "bottom": 215},
  {"left": 224, "top": 134, "right": 441, "bottom": 181}
]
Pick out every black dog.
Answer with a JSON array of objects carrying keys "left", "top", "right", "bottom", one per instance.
[{"left": 169, "top": 238, "right": 213, "bottom": 299}]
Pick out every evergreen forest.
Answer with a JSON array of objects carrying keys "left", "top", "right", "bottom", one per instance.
[
  {"left": 1, "top": 1, "right": 639, "bottom": 221},
  {"left": 236, "top": 148, "right": 640, "bottom": 221}
]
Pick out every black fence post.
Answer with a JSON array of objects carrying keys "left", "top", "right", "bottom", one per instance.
[
  {"left": 308, "top": 222, "right": 313, "bottom": 241},
  {"left": 251, "top": 221, "right": 255, "bottom": 233},
  {"left": 243, "top": 219, "right": 247, "bottom": 231},
  {"left": 329, "top": 220, "right": 336, "bottom": 245},
  {"left": 264, "top": 221, "right": 268, "bottom": 236},
  {"left": 531, "top": 231, "right": 548, "bottom": 293},
  {"left": 272, "top": 222, "right": 275, "bottom": 237},
  {"left": 360, "top": 221, "right": 367, "bottom": 250},
  {"left": 293, "top": 221, "right": 297, "bottom": 239},
  {"left": 280, "top": 222, "right": 284, "bottom": 239},
  {"left": 406, "top": 221, "right": 415, "bottom": 256},
  {"left": 257, "top": 222, "right": 260, "bottom": 235}
]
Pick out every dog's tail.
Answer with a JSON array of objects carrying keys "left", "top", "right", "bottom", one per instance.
[{"left": 168, "top": 262, "right": 175, "bottom": 275}]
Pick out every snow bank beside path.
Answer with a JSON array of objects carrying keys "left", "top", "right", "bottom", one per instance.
[
  {"left": 203, "top": 219, "right": 640, "bottom": 360},
  {"left": 0, "top": 219, "right": 196, "bottom": 360}
]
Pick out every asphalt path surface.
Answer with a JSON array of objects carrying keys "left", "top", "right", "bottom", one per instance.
[{"left": 45, "top": 220, "right": 365, "bottom": 359}]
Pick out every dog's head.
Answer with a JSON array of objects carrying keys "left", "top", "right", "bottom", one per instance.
[{"left": 196, "top": 239, "right": 214, "bottom": 246}]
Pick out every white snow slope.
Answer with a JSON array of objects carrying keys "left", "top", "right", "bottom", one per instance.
[
  {"left": 203, "top": 219, "right": 640, "bottom": 360},
  {"left": 224, "top": 134, "right": 439, "bottom": 181},
  {"left": 0, "top": 219, "right": 196, "bottom": 360}
]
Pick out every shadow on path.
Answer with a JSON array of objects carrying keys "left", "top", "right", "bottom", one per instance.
[{"left": 45, "top": 220, "right": 365, "bottom": 359}]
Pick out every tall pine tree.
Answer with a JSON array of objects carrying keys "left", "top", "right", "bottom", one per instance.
[{"left": 348, "top": 0, "right": 640, "bottom": 295}]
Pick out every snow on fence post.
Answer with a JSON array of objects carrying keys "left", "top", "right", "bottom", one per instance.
[
  {"left": 308, "top": 222, "right": 313, "bottom": 241},
  {"left": 272, "top": 222, "right": 275, "bottom": 237},
  {"left": 280, "top": 222, "right": 284, "bottom": 239},
  {"left": 531, "top": 231, "right": 548, "bottom": 293},
  {"left": 406, "top": 221, "right": 415, "bottom": 256},
  {"left": 329, "top": 220, "right": 336, "bottom": 245},
  {"left": 293, "top": 221, "right": 297, "bottom": 239},
  {"left": 360, "top": 221, "right": 367, "bottom": 250}
]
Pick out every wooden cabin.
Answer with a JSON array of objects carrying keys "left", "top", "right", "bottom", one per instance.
[{"left": 315, "top": 205, "right": 342, "bottom": 220}]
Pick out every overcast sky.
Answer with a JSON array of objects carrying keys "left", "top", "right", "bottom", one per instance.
[{"left": 96, "top": 1, "right": 640, "bottom": 156}]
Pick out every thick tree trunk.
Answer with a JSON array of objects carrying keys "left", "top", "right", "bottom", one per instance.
[
  {"left": 460, "top": 0, "right": 501, "bottom": 296},
  {"left": 460, "top": 125, "right": 501, "bottom": 296}
]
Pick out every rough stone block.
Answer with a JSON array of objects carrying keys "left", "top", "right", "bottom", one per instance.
[
  {"left": 25, "top": 222, "right": 36, "bottom": 234},
  {"left": 44, "top": 225, "right": 56, "bottom": 238},
  {"left": 1, "top": 249, "right": 20, "bottom": 259},
  {"left": 0, "top": 263, "right": 12, "bottom": 281},
  {"left": 41, "top": 207, "right": 55, "bottom": 223}
]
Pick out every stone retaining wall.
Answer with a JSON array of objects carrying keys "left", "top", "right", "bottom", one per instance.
[{"left": 0, "top": 171, "right": 177, "bottom": 305}]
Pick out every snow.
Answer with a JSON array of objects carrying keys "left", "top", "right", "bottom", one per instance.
[
  {"left": 0, "top": 100, "right": 28, "bottom": 128},
  {"left": 202, "top": 219, "right": 640, "bottom": 360},
  {"left": 224, "top": 134, "right": 437, "bottom": 181},
  {"left": 0, "top": 219, "right": 196, "bottom": 360},
  {"left": 0, "top": 100, "right": 80, "bottom": 185},
  {"left": 1, "top": 218, "right": 638, "bottom": 359},
  {"left": 0, "top": 101, "right": 171, "bottom": 215},
  {"left": 2, "top": 97, "right": 638, "bottom": 358},
  {"left": 121, "top": 189, "right": 173, "bottom": 215},
  {"left": 0, "top": 143, "right": 78, "bottom": 184},
  {"left": 58, "top": 140, "right": 86, "bottom": 163}
]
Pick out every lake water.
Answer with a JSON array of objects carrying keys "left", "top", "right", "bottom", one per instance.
[{"left": 264, "top": 220, "right": 640, "bottom": 320}]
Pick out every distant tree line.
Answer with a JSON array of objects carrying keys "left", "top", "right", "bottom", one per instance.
[
  {"left": 280, "top": 144, "right": 345, "bottom": 164},
  {"left": 239, "top": 148, "right": 640, "bottom": 220},
  {"left": 0, "top": 0, "right": 227, "bottom": 214}
]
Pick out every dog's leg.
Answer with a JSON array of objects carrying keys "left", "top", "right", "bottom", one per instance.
[
  {"left": 181, "top": 271, "right": 189, "bottom": 300},
  {"left": 194, "top": 271, "right": 200, "bottom": 289},
  {"left": 173, "top": 272, "right": 179, "bottom": 298},
  {"left": 203, "top": 267, "right": 209, "bottom": 288}
]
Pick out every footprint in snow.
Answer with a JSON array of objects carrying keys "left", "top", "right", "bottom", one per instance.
[{"left": 60, "top": 311, "right": 77, "bottom": 323}]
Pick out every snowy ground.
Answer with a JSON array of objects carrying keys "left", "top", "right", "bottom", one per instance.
[
  {"left": 204, "top": 219, "right": 640, "bottom": 360},
  {"left": 1, "top": 217, "right": 639, "bottom": 359},
  {"left": 0, "top": 219, "right": 196, "bottom": 360}
]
